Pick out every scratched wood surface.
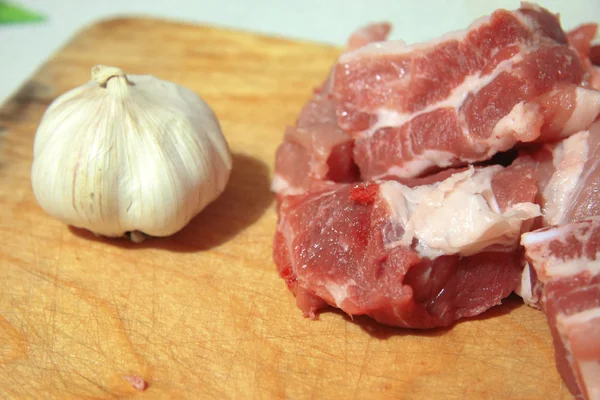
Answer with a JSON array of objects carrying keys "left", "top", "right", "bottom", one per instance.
[{"left": 0, "top": 17, "right": 571, "bottom": 399}]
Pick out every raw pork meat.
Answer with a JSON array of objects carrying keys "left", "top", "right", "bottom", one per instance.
[
  {"left": 517, "top": 120, "right": 600, "bottom": 228},
  {"left": 347, "top": 23, "right": 392, "bottom": 50},
  {"left": 332, "top": 3, "right": 600, "bottom": 180},
  {"left": 275, "top": 163, "right": 539, "bottom": 328},
  {"left": 513, "top": 122, "right": 600, "bottom": 400},
  {"left": 515, "top": 120, "right": 600, "bottom": 305},
  {"left": 271, "top": 90, "right": 358, "bottom": 196},
  {"left": 272, "top": 3, "right": 600, "bottom": 395},
  {"left": 568, "top": 24, "right": 600, "bottom": 90},
  {"left": 522, "top": 218, "right": 600, "bottom": 400},
  {"left": 272, "top": 24, "right": 392, "bottom": 196}
]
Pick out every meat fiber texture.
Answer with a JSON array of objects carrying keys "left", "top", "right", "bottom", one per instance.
[
  {"left": 272, "top": 2, "right": 600, "bottom": 391},
  {"left": 514, "top": 119, "right": 600, "bottom": 305},
  {"left": 333, "top": 5, "right": 600, "bottom": 181},
  {"left": 272, "top": 22, "right": 392, "bottom": 197},
  {"left": 522, "top": 218, "right": 600, "bottom": 400},
  {"left": 275, "top": 162, "right": 539, "bottom": 328},
  {"left": 510, "top": 120, "right": 600, "bottom": 400}
]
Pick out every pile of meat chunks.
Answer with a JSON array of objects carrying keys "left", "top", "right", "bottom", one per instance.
[{"left": 272, "top": 4, "right": 600, "bottom": 399}]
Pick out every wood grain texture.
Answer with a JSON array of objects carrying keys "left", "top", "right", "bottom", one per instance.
[{"left": 0, "top": 17, "right": 571, "bottom": 399}]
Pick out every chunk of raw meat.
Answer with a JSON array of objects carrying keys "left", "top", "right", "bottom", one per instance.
[
  {"left": 568, "top": 24, "right": 600, "bottom": 90},
  {"left": 568, "top": 24, "right": 597, "bottom": 59},
  {"left": 272, "top": 23, "right": 392, "bottom": 196},
  {"left": 332, "top": 3, "right": 600, "bottom": 180},
  {"left": 517, "top": 120, "right": 600, "bottom": 228},
  {"left": 271, "top": 91, "right": 359, "bottom": 196},
  {"left": 347, "top": 22, "right": 392, "bottom": 50},
  {"left": 514, "top": 121, "right": 600, "bottom": 307},
  {"left": 522, "top": 217, "right": 600, "bottom": 400},
  {"left": 274, "top": 163, "right": 539, "bottom": 328}
]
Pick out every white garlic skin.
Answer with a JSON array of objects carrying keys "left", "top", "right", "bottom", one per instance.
[{"left": 31, "top": 65, "right": 232, "bottom": 240}]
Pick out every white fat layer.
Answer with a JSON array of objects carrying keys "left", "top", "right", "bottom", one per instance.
[
  {"left": 557, "top": 308, "right": 600, "bottom": 400},
  {"left": 271, "top": 174, "right": 300, "bottom": 195},
  {"left": 522, "top": 217, "right": 600, "bottom": 279},
  {"left": 490, "top": 101, "right": 541, "bottom": 144},
  {"left": 379, "top": 166, "right": 540, "bottom": 259},
  {"left": 373, "top": 149, "right": 456, "bottom": 179},
  {"left": 339, "top": 15, "right": 490, "bottom": 63},
  {"left": 559, "top": 307, "right": 600, "bottom": 325},
  {"left": 545, "top": 257, "right": 600, "bottom": 278},
  {"left": 543, "top": 130, "right": 589, "bottom": 226},
  {"left": 521, "top": 227, "right": 563, "bottom": 247},
  {"left": 325, "top": 281, "right": 354, "bottom": 308},
  {"left": 522, "top": 217, "right": 600, "bottom": 248},
  {"left": 516, "top": 262, "right": 539, "bottom": 307},
  {"left": 561, "top": 88, "right": 600, "bottom": 136},
  {"left": 360, "top": 52, "right": 524, "bottom": 139}
]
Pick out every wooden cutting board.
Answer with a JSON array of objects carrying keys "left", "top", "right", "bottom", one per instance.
[{"left": 0, "top": 17, "right": 572, "bottom": 399}]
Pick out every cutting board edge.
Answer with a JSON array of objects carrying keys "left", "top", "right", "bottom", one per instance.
[{"left": 83, "top": 14, "right": 342, "bottom": 46}]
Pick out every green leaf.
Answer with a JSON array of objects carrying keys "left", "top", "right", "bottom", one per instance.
[{"left": 0, "top": 1, "right": 45, "bottom": 24}]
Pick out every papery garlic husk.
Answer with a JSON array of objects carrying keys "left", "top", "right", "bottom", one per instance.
[{"left": 31, "top": 65, "right": 232, "bottom": 241}]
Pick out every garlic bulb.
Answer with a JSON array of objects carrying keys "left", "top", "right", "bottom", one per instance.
[{"left": 31, "top": 65, "right": 232, "bottom": 242}]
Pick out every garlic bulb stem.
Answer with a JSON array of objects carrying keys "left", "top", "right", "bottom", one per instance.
[{"left": 91, "top": 65, "right": 129, "bottom": 85}]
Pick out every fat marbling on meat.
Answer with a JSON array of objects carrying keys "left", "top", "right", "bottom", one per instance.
[
  {"left": 274, "top": 162, "right": 539, "bottom": 328},
  {"left": 524, "top": 120, "right": 600, "bottom": 228},
  {"left": 522, "top": 218, "right": 600, "bottom": 400},
  {"left": 272, "top": 24, "right": 392, "bottom": 196},
  {"left": 272, "top": 90, "right": 359, "bottom": 196},
  {"left": 515, "top": 120, "right": 600, "bottom": 306},
  {"left": 333, "top": 3, "right": 600, "bottom": 180},
  {"left": 513, "top": 120, "right": 600, "bottom": 400}
]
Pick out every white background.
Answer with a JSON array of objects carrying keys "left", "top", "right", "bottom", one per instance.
[{"left": 1, "top": 0, "right": 599, "bottom": 105}]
